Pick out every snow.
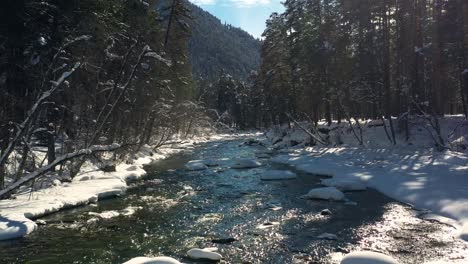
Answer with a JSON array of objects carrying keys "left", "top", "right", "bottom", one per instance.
[
  {"left": 186, "top": 159, "right": 219, "bottom": 168},
  {"left": 122, "top": 256, "right": 181, "bottom": 264},
  {"left": 295, "top": 163, "right": 334, "bottom": 177},
  {"left": 0, "top": 214, "right": 37, "bottom": 241},
  {"left": 88, "top": 206, "right": 142, "bottom": 219},
  {"left": 340, "top": 251, "right": 399, "bottom": 264},
  {"left": 187, "top": 248, "right": 222, "bottom": 261},
  {"left": 260, "top": 170, "right": 297, "bottom": 180},
  {"left": 459, "top": 223, "right": 468, "bottom": 241},
  {"left": 0, "top": 135, "right": 238, "bottom": 240},
  {"left": 266, "top": 116, "right": 468, "bottom": 241},
  {"left": 321, "top": 178, "right": 367, "bottom": 191},
  {"left": 185, "top": 161, "right": 208, "bottom": 171},
  {"left": 302, "top": 187, "right": 345, "bottom": 201},
  {"left": 231, "top": 158, "right": 262, "bottom": 169}
]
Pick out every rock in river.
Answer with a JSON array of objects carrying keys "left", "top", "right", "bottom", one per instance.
[
  {"left": 302, "top": 187, "right": 345, "bottom": 201},
  {"left": 187, "top": 247, "right": 222, "bottom": 261},
  {"left": 341, "top": 251, "right": 399, "bottom": 264},
  {"left": 122, "top": 256, "right": 181, "bottom": 264},
  {"left": 185, "top": 161, "right": 208, "bottom": 171}
]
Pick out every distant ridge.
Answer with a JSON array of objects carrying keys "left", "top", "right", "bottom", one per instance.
[{"left": 186, "top": 2, "right": 261, "bottom": 81}]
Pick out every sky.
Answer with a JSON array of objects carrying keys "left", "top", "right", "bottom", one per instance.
[{"left": 189, "top": 0, "right": 284, "bottom": 39}]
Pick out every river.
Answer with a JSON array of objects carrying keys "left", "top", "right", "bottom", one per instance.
[{"left": 0, "top": 136, "right": 466, "bottom": 263}]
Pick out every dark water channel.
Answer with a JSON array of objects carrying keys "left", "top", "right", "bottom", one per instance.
[{"left": 0, "top": 137, "right": 466, "bottom": 263}]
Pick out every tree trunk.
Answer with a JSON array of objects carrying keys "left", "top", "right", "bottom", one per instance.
[{"left": 432, "top": 0, "right": 443, "bottom": 116}]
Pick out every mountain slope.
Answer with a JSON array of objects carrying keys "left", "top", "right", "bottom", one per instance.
[{"left": 187, "top": 2, "right": 261, "bottom": 81}]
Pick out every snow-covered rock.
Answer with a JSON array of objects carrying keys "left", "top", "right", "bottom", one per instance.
[
  {"left": 0, "top": 215, "right": 37, "bottom": 241},
  {"left": 231, "top": 159, "right": 262, "bottom": 169},
  {"left": 317, "top": 233, "right": 338, "bottom": 240},
  {"left": 340, "top": 251, "right": 399, "bottom": 264},
  {"left": 302, "top": 187, "right": 345, "bottom": 201},
  {"left": 260, "top": 170, "right": 297, "bottom": 181},
  {"left": 256, "top": 221, "right": 280, "bottom": 229},
  {"left": 122, "top": 256, "right": 181, "bottom": 264},
  {"left": 187, "top": 248, "right": 222, "bottom": 261},
  {"left": 321, "top": 178, "right": 366, "bottom": 191},
  {"left": 185, "top": 161, "right": 208, "bottom": 171},
  {"left": 88, "top": 206, "right": 142, "bottom": 219},
  {"left": 89, "top": 210, "right": 120, "bottom": 219},
  {"left": 202, "top": 159, "right": 219, "bottom": 167}
]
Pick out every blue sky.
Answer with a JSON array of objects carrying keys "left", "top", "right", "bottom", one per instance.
[{"left": 190, "top": 0, "right": 284, "bottom": 39}]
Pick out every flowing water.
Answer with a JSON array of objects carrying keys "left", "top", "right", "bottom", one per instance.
[{"left": 0, "top": 137, "right": 466, "bottom": 263}]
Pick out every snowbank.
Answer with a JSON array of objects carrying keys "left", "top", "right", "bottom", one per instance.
[
  {"left": 321, "top": 178, "right": 366, "bottom": 191},
  {"left": 0, "top": 214, "right": 37, "bottom": 241},
  {"left": 266, "top": 116, "right": 468, "bottom": 241},
  {"left": 0, "top": 135, "right": 236, "bottom": 240},
  {"left": 295, "top": 163, "right": 334, "bottom": 177}
]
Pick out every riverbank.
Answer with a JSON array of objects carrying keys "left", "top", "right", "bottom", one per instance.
[
  {"left": 266, "top": 116, "right": 468, "bottom": 242},
  {"left": 0, "top": 134, "right": 246, "bottom": 241}
]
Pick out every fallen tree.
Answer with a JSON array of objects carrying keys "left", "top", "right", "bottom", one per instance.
[{"left": 0, "top": 143, "right": 122, "bottom": 199}]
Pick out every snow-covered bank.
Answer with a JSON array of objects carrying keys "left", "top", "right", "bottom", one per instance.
[
  {"left": 0, "top": 134, "right": 241, "bottom": 240},
  {"left": 267, "top": 117, "right": 468, "bottom": 241}
]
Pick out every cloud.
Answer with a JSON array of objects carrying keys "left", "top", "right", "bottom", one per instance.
[
  {"left": 230, "top": 0, "right": 271, "bottom": 7},
  {"left": 190, "top": 0, "right": 272, "bottom": 7}
]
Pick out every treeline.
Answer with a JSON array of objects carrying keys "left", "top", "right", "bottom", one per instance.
[
  {"left": 252, "top": 0, "right": 468, "bottom": 128},
  {"left": 0, "top": 0, "right": 209, "bottom": 191}
]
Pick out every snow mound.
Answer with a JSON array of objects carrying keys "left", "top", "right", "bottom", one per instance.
[
  {"left": 185, "top": 161, "right": 208, "bottom": 171},
  {"left": 260, "top": 170, "right": 297, "bottom": 181},
  {"left": 231, "top": 159, "right": 262, "bottom": 169},
  {"left": 459, "top": 223, "right": 468, "bottom": 241},
  {"left": 0, "top": 214, "right": 37, "bottom": 241},
  {"left": 341, "top": 251, "right": 399, "bottom": 264},
  {"left": 302, "top": 187, "right": 345, "bottom": 201},
  {"left": 295, "top": 163, "right": 334, "bottom": 177},
  {"left": 122, "top": 256, "right": 181, "bottom": 264},
  {"left": 321, "top": 178, "right": 366, "bottom": 191},
  {"left": 187, "top": 247, "right": 222, "bottom": 261}
]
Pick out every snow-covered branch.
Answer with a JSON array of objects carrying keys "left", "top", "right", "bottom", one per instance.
[
  {"left": 0, "top": 62, "right": 81, "bottom": 170},
  {"left": 0, "top": 144, "right": 121, "bottom": 199}
]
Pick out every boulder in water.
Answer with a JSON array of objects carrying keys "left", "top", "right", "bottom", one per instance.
[
  {"left": 302, "top": 187, "right": 345, "bottom": 201},
  {"left": 122, "top": 256, "right": 181, "bottom": 264},
  {"left": 187, "top": 247, "right": 222, "bottom": 261},
  {"left": 341, "top": 251, "right": 399, "bottom": 264},
  {"left": 185, "top": 161, "right": 208, "bottom": 171}
]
